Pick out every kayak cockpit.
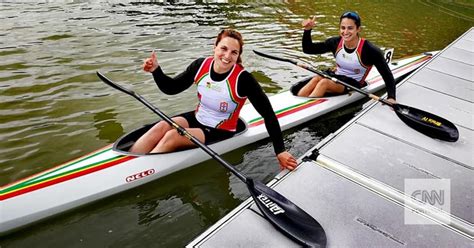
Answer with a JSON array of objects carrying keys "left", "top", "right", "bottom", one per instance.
[
  {"left": 290, "top": 77, "right": 345, "bottom": 97},
  {"left": 113, "top": 112, "right": 248, "bottom": 155},
  {"left": 290, "top": 77, "right": 312, "bottom": 96}
]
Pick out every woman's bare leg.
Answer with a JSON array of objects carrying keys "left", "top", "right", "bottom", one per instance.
[
  {"left": 130, "top": 117, "right": 189, "bottom": 153},
  {"left": 152, "top": 128, "right": 205, "bottom": 153},
  {"left": 308, "top": 78, "right": 345, "bottom": 97},
  {"left": 297, "top": 75, "right": 323, "bottom": 97}
]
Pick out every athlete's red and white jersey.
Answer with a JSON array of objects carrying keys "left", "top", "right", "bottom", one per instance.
[
  {"left": 194, "top": 57, "right": 246, "bottom": 131},
  {"left": 335, "top": 38, "right": 372, "bottom": 85}
]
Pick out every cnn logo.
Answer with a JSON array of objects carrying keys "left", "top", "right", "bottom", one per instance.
[{"left": 404, "top": 179, "right": 451, "bottom": 225}]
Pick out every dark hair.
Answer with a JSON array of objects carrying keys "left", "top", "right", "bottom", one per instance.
[
  {"left": 340, "top": 11, "right": 361, "bottom": 27},
  {"left": 215, "top": 29, "right": 244, "bottom": 64}
]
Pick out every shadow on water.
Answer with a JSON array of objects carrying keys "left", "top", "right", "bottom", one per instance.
[{"left": 93, "top": 109, "right": 125, "bottom": 143}]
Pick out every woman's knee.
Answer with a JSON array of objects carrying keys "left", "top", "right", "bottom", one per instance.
[
  {"left": 309, "top": 76, "right": 322, "bottom": 86},
  {"left": 160, "top": 129, "right": 178, "bottom": 143},
  {"left": 315, "top": 75, "right": 324, "bottom": 81},
  {"left": 318, "top": 79, "right": 332, "bottom": 86},
  {"left": 147, "top": 121, "right": 171, "bottom": 135},
  {"left": 155, "top": 129, "right": 185, "bottom": 152}
]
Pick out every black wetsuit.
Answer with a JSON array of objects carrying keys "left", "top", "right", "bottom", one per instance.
[
  {"left": 303, "top": 30, "right": 396, "bottom": 99},
  {"left": 152, "top": 58, "right": 285, "bottom": 154}
]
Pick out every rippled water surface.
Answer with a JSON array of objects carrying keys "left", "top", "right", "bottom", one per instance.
[{"left": 1, "top": 1, "right": 472, "bottom": 247}]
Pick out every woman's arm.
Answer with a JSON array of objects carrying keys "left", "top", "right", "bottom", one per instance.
[
  {"left": 239, "top": 72, "right": 297, "bottom": 170},
  {"left": 238, "top": 71, "right": 285, "bottom": 155},
  {"left": 303, "top": 30, "right": 339, "bottom": 55},
  {"left": 362, "top": 42, "right": 396, "bottom": 100},
  {"left": 151, "top": 58, "right": 205, "bottom": 95}
]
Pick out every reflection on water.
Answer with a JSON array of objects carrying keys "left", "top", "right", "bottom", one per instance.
[
  {"left": 0, "top": 158, "right": 241, "bottom": 247},
  {"left": 0, "top": 1, "right": 472, "bottom": 247},
  {"left": 134, "top": 167, "right": 240, "bottom": 228},
  {"left": 93, "top": 109, "right": 124, "bottom": 143}
]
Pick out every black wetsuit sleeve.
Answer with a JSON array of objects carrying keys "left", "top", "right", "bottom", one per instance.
[
  {"left": 361, "top": 41, "right": 396, "bottom": 100},
  {"left": 151, "top": 58, "right": 205, "bottom": 95},
  {"left": 302, "top": 30, "right": 339, "bottom": 55},
  {"left": 237, "top": 71, "right": 285, "bottom": 155}
]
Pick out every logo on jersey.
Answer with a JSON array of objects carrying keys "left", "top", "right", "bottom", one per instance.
[
  {"left": 219, "top": 101, "right": 228, "bottom": 112},
  {"left": 354, "top": 69, "right": 360, "bottom": 74},
  {"left": 205, "top": 81, "right": 222, "bottom": 92}
]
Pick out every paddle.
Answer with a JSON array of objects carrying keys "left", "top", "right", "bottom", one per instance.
[
  {"left": 253, "top": 50, "right": 459, "bottom": 142},
  {"left": 96, "top": 71, "right": 327, "bottom": 247}
]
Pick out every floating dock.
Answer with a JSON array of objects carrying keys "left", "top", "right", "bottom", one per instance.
[{"left": 187, "top": 28, "right": 473, "bottom": 247}]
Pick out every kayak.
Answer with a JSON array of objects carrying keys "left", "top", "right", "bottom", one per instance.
[{"left": 0, "top": 51, "right": 435, "bottom": 235}]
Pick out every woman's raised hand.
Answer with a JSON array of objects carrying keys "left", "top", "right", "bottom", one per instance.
[
  {"left": 143, "top": 50, "right": 159, "bottom": 72},
  {"left": 302, "top": 16, "right": 317, "bottom": 30}
]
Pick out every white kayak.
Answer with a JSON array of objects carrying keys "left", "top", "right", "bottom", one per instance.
[{"left": 0, "top": 51, "right": 435, "bottom": 235}]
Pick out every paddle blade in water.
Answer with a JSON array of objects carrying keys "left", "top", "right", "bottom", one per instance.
[
  {"left": 248, "top": 179, "right": 327, "bottom": 247},
  {"left": 394, "top": 104, "right": 459, "bottom": 142}
]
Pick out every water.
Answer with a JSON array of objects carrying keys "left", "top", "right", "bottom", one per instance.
[{"left": 0, "top": 1, "right": 472, "bottom": 247}]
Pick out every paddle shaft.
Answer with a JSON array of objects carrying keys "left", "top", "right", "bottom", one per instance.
[
  {"left": 97, "top": 72, "right": 247, "bottom": 182},
  {"left": 298, "top": 62, "right": 389, "bottom": 103},
  {"left": 253, "top": 50, "right": 459, "bottom": 142},
  {"left": 97, "top": 71, "right": 327, "bottom": 247},
  {"left": 252, "top": 50, "right": 391, "bottom": 105}
]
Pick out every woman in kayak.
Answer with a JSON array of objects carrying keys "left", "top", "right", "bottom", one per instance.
[
  {"left": 297, "top": 11, "right": 396, "bottom": 104},
  {"left": 132, "top": 29, "right": 298, "bottom": 171}
]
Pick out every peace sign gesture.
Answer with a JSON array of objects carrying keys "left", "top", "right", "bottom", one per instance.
[{"left": 302, "top": 16, "right": 317, "bottom": 30}]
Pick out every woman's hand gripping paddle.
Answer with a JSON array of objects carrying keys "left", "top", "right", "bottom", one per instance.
[
  {"left": 97, "top": 71, "right": 327, "bottom": 247},
  {"left": 253, "top": 50, "right": 459, "bottom": 142}
]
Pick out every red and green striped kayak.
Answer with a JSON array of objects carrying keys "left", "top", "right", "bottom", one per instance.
[{"left": 0, "top": 51, "right": 435, "bottom": 235}]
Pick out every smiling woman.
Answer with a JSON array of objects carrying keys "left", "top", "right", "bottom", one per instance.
[
  {"left": 132, "top": 29, "right": 297, "bottom": 170},
  {"left": 97, "top": 72, "right": 326, "bottom": 247},
  {"left": 297, "top": 11, "right": 397, "bottom": 104}
]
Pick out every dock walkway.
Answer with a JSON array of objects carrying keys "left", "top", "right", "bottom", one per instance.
[{"left": 188, "top": 27, "right": 473, "bottom": 247}]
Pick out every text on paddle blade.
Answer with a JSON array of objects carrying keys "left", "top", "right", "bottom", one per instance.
[{"left": 257, "top": 194, "right": 286, "bottom": 215}]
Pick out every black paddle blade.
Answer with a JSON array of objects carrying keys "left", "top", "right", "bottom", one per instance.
[
  {"left": 253, "top": 50, "right": 297, "bottom": 64},
  {"left": 248, "top": 179, "right": 327, "bottom": 247},
  {"left": 97, "top": 71, "right": 135, "bottom": 96},
  {"left": 393, "top": 104, "right": 459, "bottom": 142}
]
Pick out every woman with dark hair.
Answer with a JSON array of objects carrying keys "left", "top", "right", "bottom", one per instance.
[
  {"left": 298, "top": 11, "right": 397, "bottom": 103},
  {"left": 132, "top": 29, "right": 297, "bottom": 171}
]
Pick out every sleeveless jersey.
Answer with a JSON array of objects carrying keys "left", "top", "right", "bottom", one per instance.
[
  {"left": 194, "top": 57, "right": 247, "bottom": 131},
  {"left": 335, "top": 38, "right": 372, "bottom": 85}
]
